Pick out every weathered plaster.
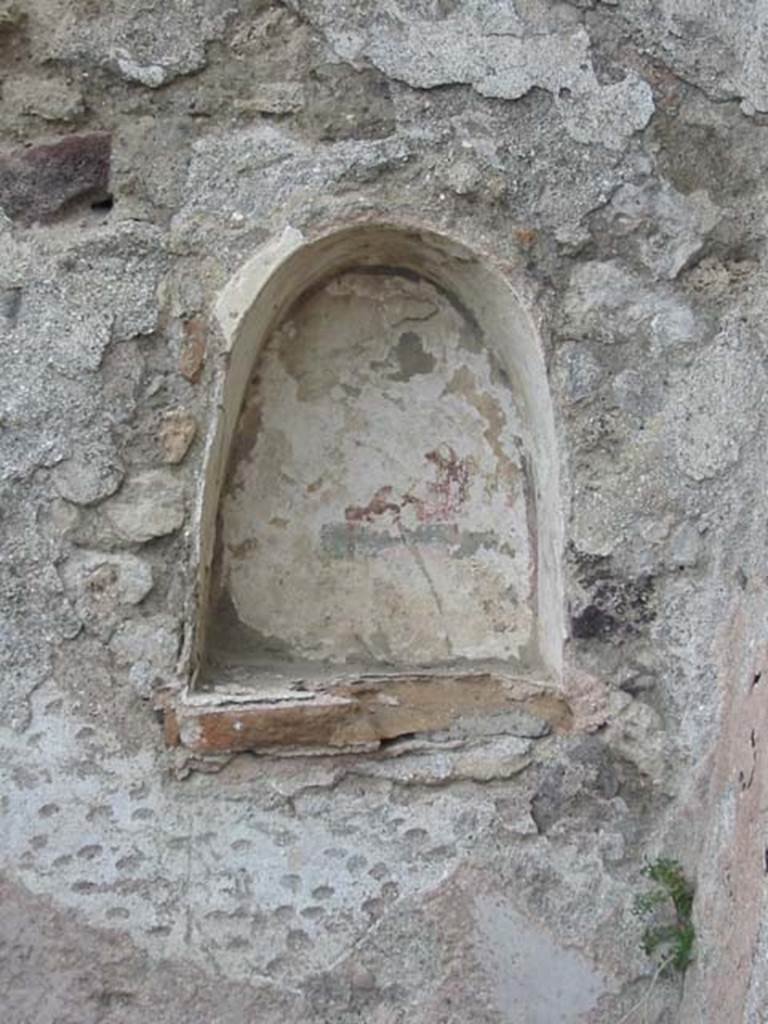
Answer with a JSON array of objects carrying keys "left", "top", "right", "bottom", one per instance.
[{"left": 1, "top": 1, "right": 767, "bottom": 1021}]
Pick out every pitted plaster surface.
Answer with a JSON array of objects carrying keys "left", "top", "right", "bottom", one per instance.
[{"left": 0, "top": 685, "right": 645, "bottom": 997}]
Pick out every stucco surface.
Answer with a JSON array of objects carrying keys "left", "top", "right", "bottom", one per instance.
[{"left": 1, "top": 2, "right": 767, "bottom": 1022}]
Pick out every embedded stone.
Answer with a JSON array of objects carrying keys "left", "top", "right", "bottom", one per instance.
[
  {"left": 603, "top": 693, "right": 665, "bottom": 782},
  {"left": 178, "top": 318, "right": 206, "bottom": 382},
  {"left": 105, "top": 470, "right": 185, "bottom": 543},
  {"left": 443, "top": 158, "right": 483, "bottom": 196},
  {"left": 236, "top": 83, "right": 305, "bottom": 115},
  {"left": 664, "top": 337, "right": 764, "bottom": 482},
  {"left": 359, "top": 735, "right": 535, "bottom": 785},
  {"left": 666, "top": 522, "right": 702, "bottom": 569},
  {"left": 62, "top": 551, "right": 154, "bottom": 608},
  {"left": 561, "top": 260, "right": 645, "bottom": 344},
  {"left": 606, "top": 182, "right": 719, "bottom": 280},
  {"left": 2, "top": 74, "right": 85, "bottom": 123},
  {"left": 301, "top": 63, "right": 395, "bottom": 142},
  {"left": 52, "top": 450, "right": 124, "bottom": 507},
  {"left": 0, "top": 133, "right": 111, "bottom": 225},
  {"left": 553, "top": 342, "right": 602, "bottom": 404},
  {"left": 449, "top": 707, "right": 552, "bottom": 740},
  {"left": 452, "top": 736, "right": 534, "bottom": 782},
  {"left": 60, "top": 551, "right": 154, "bottom": 640},
  {"left": 114, "top": 53, "right": 169, "bottom": 89},
  {"left": 110, "top": 615, "right": 179, "bottom": 697},
  {"left": 35, "top": 1, "right": 231, "bottom": 90},
  {"left": 158, "top": 409, "right": 197, "bottom": 464}
]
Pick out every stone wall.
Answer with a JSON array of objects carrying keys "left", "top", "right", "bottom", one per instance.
[{"left": 2, "top": 2, "right": 767, "bottom": 1022}]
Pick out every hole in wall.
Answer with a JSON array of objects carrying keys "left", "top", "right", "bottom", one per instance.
[{"left": 90, "top": 194, "right": 114, "bottom": 212}]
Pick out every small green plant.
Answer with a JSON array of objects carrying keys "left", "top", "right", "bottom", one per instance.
[{"left": 632, "top": 857, "right": 695, "bottom": 974}]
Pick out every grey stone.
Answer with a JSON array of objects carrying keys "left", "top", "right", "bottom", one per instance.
[
  {"left": 666, "top": 522, "right": 702, "bottom": 569},
  {"left": 1, "top": 73, "right": 85, "bottom": 122},
  {"left": 602, "top": 692, "right": 666, "bottom": 782},
  {"left": 60, "top": 550, "right": 154, "bottom": 637},
  {"left": 174, "top": 123, "right": 413, "bottom": 239},
  {"left": 450, "top": 708, "right": 551, "bottom": 740},
  {"left": 561, "top": 260, "right": 699, "bottom": 353},
  {"left": 354, "top": 735, "right": 534, "bottom": 786},
  {"left": 647, "top": 297, "right": 697, "bottom": 355},
  {"left": 664, "top": 332, "right": 765, "bottom": 482},
  {"left": 53, "top": 450, "right": 124, "bottom": 506},
  {"left": 158, "top": 409, "right": 197, "bottom": 464},
  {"left": 553, "top": 342, "right": 602, "bottom": 404},
  {"left": 104, "top": 470, "right": 186, "bottom": 543},
  {"left": 300, "top": 63, "right": 395, "bottom": 142},
  {"left": 443, "top": 157, "right": 484, "bottom": 196},
  {"left": 655, "top": 0, "right": 768, "bottom": 114},
  {"left": 561, "top": 260, "right": 650, "bottom": 344},
  {"left": 35, "top": 0, "right": 233, "bottom": 89},
  {"left": 110, "top": 614, "right": 179, "bottom": 696},
  {"left": 612, "top": 368, "right": 664, "bottom": 420},
  {"left": 235, "top": 82, "right": 305, "bottom": 115},
  {"left": 606, "top": 181, "right": 720, "bottom": 280}
]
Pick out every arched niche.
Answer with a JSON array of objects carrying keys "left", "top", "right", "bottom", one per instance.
[{"left": 178, "top": 224, "right": 565, "bottom": 754}]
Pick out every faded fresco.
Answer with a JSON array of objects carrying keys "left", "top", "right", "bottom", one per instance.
[{"left": 210, "top": 270, "right": 536, "bottom": 674}]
